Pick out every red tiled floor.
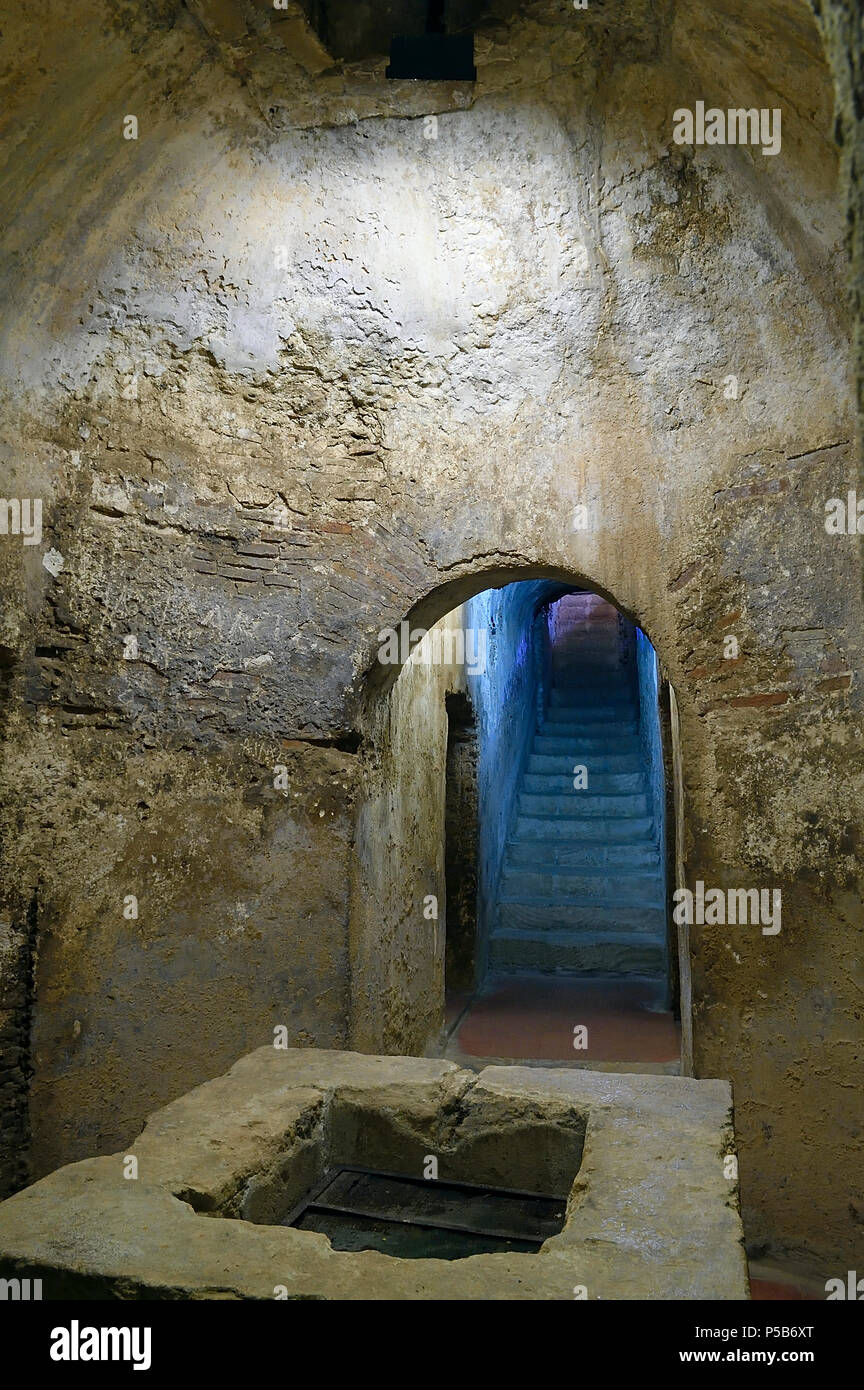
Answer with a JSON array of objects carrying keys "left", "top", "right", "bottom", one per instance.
[
  {"left": 748, "top": 1262, "right": 826, "bottom": 1300},
  {"left": 444, "top": 991, "right": 472, "bottom": 1029},
  {"left": 749, "top": 1278, "right": 822, "bottom": 1300},
  {"left": 446, "top": 973, "right": 680, "bottom": 1063}
]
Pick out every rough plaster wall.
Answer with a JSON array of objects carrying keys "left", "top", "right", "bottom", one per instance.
[
  {"left": 815, "top": 0, "right": 864, "bottom": 466},
  {"left": 0, "top": 0, "right": 860, "bottom": 1267},
  {"left": 15, "top": 735, "right": 356, "bottom": 1178},
  {"left": 669, "top": 685, "right": 693, "bottom": 1073},
  {"left": 443, "top": 693, "right": 480, "bottom": 994},
  {"left": 534, "top": 604, "right": 555, "bottom": 724},
  {"left": 634, "top": 626, "right": 670, "bottom": 984},
  {"left": 350, "top": 610, "right": 467, "bottom": 1054},
  {"left": 636, "top": 629, "right": 665, "bottom": 844},
  {"left": 465, "top": 581, "right": 549, "bottom": 972},
  {"left": 0, "top": 919, "right": 35, "bottom": 1197}
]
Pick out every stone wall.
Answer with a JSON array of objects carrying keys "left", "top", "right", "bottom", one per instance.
[
  {"left": 0, "top": 917, "right": 36, "bottom": 1198},
  {"left": 0, "top": 0, "right": 861, "bottom": 1271},
  {"left": 350, "top": 610, "right": 468, "bottom": 1054},
  {"left": 816, "top": 0, "right": 864, "bottom": 467},
  {"left": 444, "top": 691, "right": 480, "bottom": 993},
  {"left": 465, "top": 582, "right": 552, "bottom": 973},
  {"left": 636, "top": 629, "right": 665, "bottom": 859}
]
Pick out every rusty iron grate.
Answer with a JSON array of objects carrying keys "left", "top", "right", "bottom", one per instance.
[{"left": 282, "top": 1166, "right": 567, "bottom": 1260}]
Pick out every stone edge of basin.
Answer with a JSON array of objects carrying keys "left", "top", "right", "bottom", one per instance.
[{"left": 0, "top": 1048, "right": 750, "bottom": 1301}]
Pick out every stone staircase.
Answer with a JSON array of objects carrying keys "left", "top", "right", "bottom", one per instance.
[{"left": 489, "top": 594, "right": 666, "bottom": 977}]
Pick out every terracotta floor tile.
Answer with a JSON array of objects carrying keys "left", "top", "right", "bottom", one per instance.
[
  {"left": 444, "top": 991, "right": 473, "bottom": 1029},
  {"left": 748, "top": 1262, "right": 827, "bottom": 1301},
  {"left": 447, "top": 973, "right": 680, "bottom": 1063},
  {"left": 749, "top": 1278, "right": 821, "bottom": 1300}
]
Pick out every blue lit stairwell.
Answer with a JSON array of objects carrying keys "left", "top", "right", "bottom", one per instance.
[{"left": 488, "top": 593, "right": 667, "bottom": 979}]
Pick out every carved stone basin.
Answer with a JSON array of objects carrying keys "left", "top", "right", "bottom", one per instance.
[{"left": 0, "top": 1049, "right": 749, "bottom": 1300}]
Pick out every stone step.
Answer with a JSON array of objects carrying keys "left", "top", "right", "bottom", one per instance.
[
  {"left": 551, "top": 676, "right": 627, "bottom": 688},
  {"left": 522, "top": 770, "right": 643, "bottom": 794},
  {"left": 488, "top": 929, "right": 667, "bottom": 975},
  {"left": 501, "top": 867, "right": 665, "bottom": 904},
  {"left": 506, "top": 838, "right": 661, "bottom": 869},
  {"left": 515, "top": 814, "right": 655, "bottom": 841},
  {"left": 545, "top": 713, "right": 638, "bottom": 729},
  {"left": 552, "top": 646, "right": 625, "bottom": 656},
  {"left": 547, "top": 689, "right": 637, "bottom": 711},
  {"left": 552, "top": 692, "right": 638, "bottom": 706},
  {"left": 551, "top": 665, "right": 629, "bottom": 677},
  {"left": 537, "top": 726, "right": 639, "bottom": 744},
  {"left": 543, "top": 707, "right": 637, "bottom": 726},
  {"left": 532, "top": 734, "right": 641, "bottom": 755},
  {"left": 528, "top": 752, "right": 642, "bottom": 774},
  {"left": 498, "top": 900, "right": 666, "bottom": 934},
  {"left": 518, "top": 791, "right": 648, "bottom": 817},
  {"left": 540, "top": 720, "right": 639, "bottom": 739}
]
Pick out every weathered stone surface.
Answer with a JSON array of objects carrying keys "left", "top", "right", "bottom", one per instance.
[
  {"left": 0, "top": 0, "right": 860, "bottom": 1278},
  {"left": 0, "top": 1048, "right": 748, "bottom": 1300},
  {"left": 0, "top": 920, "right": 35, "bottom": 1198}
]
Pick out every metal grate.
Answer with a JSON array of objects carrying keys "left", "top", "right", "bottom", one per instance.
[{"left": 282, "top": 1166, "right": 567, "bottom": 1260}]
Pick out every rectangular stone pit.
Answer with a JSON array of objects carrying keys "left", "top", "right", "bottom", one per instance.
[{"left": 0, "top": 1049, "right": 749, "bottom": 1299}]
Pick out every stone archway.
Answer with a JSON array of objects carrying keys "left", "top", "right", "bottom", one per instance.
[{"left": 348, "top": 561, "right": 689, "bottom": 1068}]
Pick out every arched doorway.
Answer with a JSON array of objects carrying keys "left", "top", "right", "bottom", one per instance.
[{"left": 349, "top": 569, "right": 690, "bottom": 1075}]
